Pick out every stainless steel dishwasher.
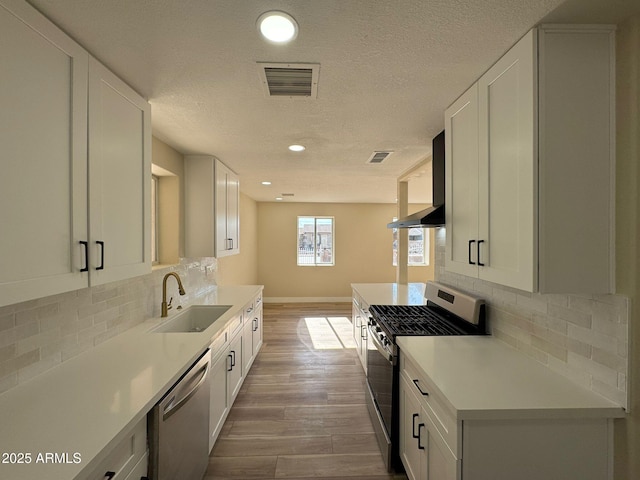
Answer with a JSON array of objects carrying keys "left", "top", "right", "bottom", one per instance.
[{"left": 149, "top": 349, "right": 211, "bottom": 480}]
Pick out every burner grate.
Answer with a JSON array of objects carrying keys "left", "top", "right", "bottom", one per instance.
[{"left": 369, "top": 304, "right": 476, "bottom": 336}]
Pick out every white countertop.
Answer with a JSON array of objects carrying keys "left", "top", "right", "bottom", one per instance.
[
  {"left": 351, "top": 283, "right": 427, "bottom": 306},
  {"left": 397, "top": 335, "right": 625, "bottom": 421},
  {"left": 0, "top": 285, "right": 262, "bottom": 480}
]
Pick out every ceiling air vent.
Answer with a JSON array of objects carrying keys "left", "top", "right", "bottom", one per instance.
[
  {"left": 258, "top": 62, "right": 320, "bottom": 98},
  {"left": 367, "top": 151, "right": 393, "bottom": 164}
]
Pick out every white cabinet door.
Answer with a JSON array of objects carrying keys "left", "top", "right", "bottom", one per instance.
[
  {"left": 477, "top": 29, "right": 536, "bottom": 292},
  {"left": 88, "top": 58, "right": 151, "bottom": 286},
  {"left": 242, "top": 320, "right": 254, "bottom": 373},
  {"left": 215, "top": 160, "right": 240, "bottom": 257},
  {"left": 226, "top": 168, "right": 240, "bottom": 255},
  {"left": 251, "top": 302, "right": 263, "bottom": 355},
  {"left": 399, "top": 375, "right": 424, "bottom": 480},
  {"left": 227, "top": 332, "right": 243, "bottom": 403},
  {"left": 0, "top": 0, "right": 89, "bottom": 307},
  {"left": 209, "top": 347, "right": 230, "bottom": 452},
  {"left": 444, "top": 84, "right": 479, "bottom": 278}
]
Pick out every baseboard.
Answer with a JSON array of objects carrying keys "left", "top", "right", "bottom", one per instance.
[{"left": 264, "top": 297, "right": 352, "bottom": 303}]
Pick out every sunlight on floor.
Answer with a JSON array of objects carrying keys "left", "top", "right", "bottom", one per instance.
[{"left": 304, "top": 316, "right": 357, "bottom": 350}]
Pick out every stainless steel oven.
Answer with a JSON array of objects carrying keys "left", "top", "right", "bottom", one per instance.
[
  {"left": 365, "top": 320, "right": 397, "bottom": 471},
  {"left": 365, "top": 281, "right": 486, "bottom": 473}
]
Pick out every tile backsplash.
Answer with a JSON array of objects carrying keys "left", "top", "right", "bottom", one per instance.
[
  {"left": 0, "top": 258, "right": 217, "bottom": 395},
  {"left": 434, "top": 229, "right": 629, "bottom": 408}
]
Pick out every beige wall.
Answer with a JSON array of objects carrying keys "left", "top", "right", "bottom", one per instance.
[
  {"left": 152, "top": 137, "right": 185, "bottom": 262},
  {"left": 257, "top": 202, "right": 435, "bottom": 299},
  {"left": 615, "top": 14, "right": 640, "bottom": 480},
  {"left": 216, "top": 193, "right": 259, "bottom": 286}
]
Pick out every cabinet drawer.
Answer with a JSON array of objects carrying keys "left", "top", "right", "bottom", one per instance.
[
  {"left": 244, "top": 301, "right": 255, "bottom": 322},
  {"left": 210, "top": 328, "right": 228, "bottom": 361},
  {"left": 401, "top": 356, "right": 458, "bottom": 456},
  {"left": 123, "top": 451, "right": 148, "bottom": 480},
  {"left": 86, "top": 416, "right": 146, "bottom": 480},
  {"left": 228, "top": 312, "right": 243, "bottom": 338}
]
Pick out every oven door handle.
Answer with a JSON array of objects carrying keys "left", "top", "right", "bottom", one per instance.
[{"left": 368, "top": 326, "right": 393, "bottom": 364}]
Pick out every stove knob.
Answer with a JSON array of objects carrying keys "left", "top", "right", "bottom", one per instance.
[{"left": 375, "top": 327, "right": 382, "bottom": 333}]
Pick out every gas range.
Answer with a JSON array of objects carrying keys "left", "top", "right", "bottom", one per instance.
[{"left": 365, "top": 281, "right": 486, "bottom": 473}]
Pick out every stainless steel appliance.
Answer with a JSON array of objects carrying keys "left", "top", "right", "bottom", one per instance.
[
  {"left": 365, "top": 281, "right": 486, "bottom": 472},
  {"left": 149, "top": 350, "right": 211, "bottom": 480}
]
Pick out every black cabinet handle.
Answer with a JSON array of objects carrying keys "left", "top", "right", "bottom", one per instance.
[
  {"left": 253, "top": 318, "right": 258, "bottom": 332},
  {"left": 79, "top": 241, "right": 89, "bottom": 272},
  {"left": 468, "top": 240, "right": 476, "bottom": 265},
  {"left": 412, "top": 413, "right": 420, "bottom": 439},
  {"left": 413, "top": 379, "right": 429, "bottom": 396},
  {"left": 96, "top": 241, "right": 105, "bottom": 270},
  {"left": 104, "top": 472, "right": 115, "bottom": 480},
  {"left": 477, "top": 239, "right": 485, "bottom": 266},
  {"left": 227, "top": 354, "right": 233, "bottom": 372},
  {"left": 417, "top": 424, "right": 426, "bottom": 450},
  {"left": 230, "top": 350, "right": 236, "bottom": 367}
]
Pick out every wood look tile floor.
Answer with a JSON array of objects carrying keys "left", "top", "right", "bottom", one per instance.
[{"left": 204, "top": 303, "right": 408, "bottom": 480}]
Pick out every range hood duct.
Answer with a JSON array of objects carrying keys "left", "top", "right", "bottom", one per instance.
[{"left": 387, "top": 130, "right": 445, "bottom": 229}]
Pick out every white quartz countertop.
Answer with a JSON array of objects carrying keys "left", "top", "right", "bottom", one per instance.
[
  {"left": 0, "top": 285, "right": 262, "bottom": 480},
  {"left": 397, "top": 335, "right": 625, "bottom": 421},
  {"left": 351, "top": 283, "right": 427, "bottom": 306}
]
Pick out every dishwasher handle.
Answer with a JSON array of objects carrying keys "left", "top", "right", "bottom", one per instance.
[{"left": 162, "top": 361, "right": 210, "bottom": 421}]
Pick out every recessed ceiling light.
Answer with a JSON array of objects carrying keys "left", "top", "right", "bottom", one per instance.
[
  {"left": 288, "top": 144, "right": 305, "bottom": 152},
  {"left": 261, "top": 181, "right": 272, "bottom": 185},
  {"left": 257, "top": 11, "right": 298, "bottom": 44},
  {"left": 275, "top": 197, "right": 283, "bottom": 201}
]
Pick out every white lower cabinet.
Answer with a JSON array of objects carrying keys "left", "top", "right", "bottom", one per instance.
[
  {"left": 84, "top": 417, "right": 147, "bottom": 480},
  {"left": 352, "top": 292, "right": 368, "bottom": 372},
  {"left": 227, "top": 328, "right": 243, "bottom": 403},
  {"left": 209, "top": 330, "right": 230, "bottom": 452},
  {"left": 399, "top": 373, "right": 457, "bottom": 480},
  {"left": 208, "top": 291, "right": 264, "bottom": 451},
  {"left": 251, "top": 295, "right": 264, "bottom": 357},
  {"left": 123, "top": 452, "right": 149, "bottom": 480},
  {"left": 399, "top": 352, "right": 614, "bottom": 480}
]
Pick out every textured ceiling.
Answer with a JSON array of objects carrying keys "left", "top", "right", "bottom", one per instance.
[{"left": 26, "top": 0, "right": 640, "bottom": 203}]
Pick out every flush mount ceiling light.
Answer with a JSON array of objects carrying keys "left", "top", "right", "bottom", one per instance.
[
  {"left": 288, "top": 144, "right": 305, "bottom": 152},
  {"left": 257, "top": 11, "right": 298, "bottom": 44},
  {"left": 261, "top": 181, "right": 272, "bottom": 185}
]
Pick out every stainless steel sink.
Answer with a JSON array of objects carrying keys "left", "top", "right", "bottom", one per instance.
[{"left": 151, "top": 305, "right": 232, "bottom": 333}]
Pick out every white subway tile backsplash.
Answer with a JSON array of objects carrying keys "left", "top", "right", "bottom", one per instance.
[
  {"left": 435, "top": 236, "right": 628, "bottom": 408},
  {"left": 0, "top": 257, "right": 218, "bottom": 396}
]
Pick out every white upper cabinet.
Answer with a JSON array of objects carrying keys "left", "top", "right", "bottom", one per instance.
[
  {"left": 185, "top": 156, "right": 240, "bottom": 258},
  {"left": 0, "top": 0, "right": 151, "bottom": 307},
  {"left": 88, "top": 58, "right": 152, "bottom": 286},
  {"left": 216, "top": 160, "right": 240, "bottom": 257},
  {"left": 0, "top": 0, "right": 89, "bottom": 307},
  {"left": 445, "top": 84, "right": 480, "bottom": 280},
  {"left": 445, "top": 25, "right": 615, "bottom": 294}
]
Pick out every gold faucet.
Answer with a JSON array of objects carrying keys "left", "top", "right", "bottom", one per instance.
[{"left": 161, "top": 272, "right": 186, "bottom": 317}]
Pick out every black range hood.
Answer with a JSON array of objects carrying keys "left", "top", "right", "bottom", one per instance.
[{"left": 387, "top": 130, "right": 445, "bottom": 229}]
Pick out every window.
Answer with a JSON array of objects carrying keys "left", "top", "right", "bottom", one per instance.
[
  {"left": 297, "top": 216, "right": 334, "bottom": 266},
  {"left": 151, "top": 175, "right": 159, "bottom": 264},
  {"left": 392, "top": 221, "right": 429, "bottom": 266}
]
